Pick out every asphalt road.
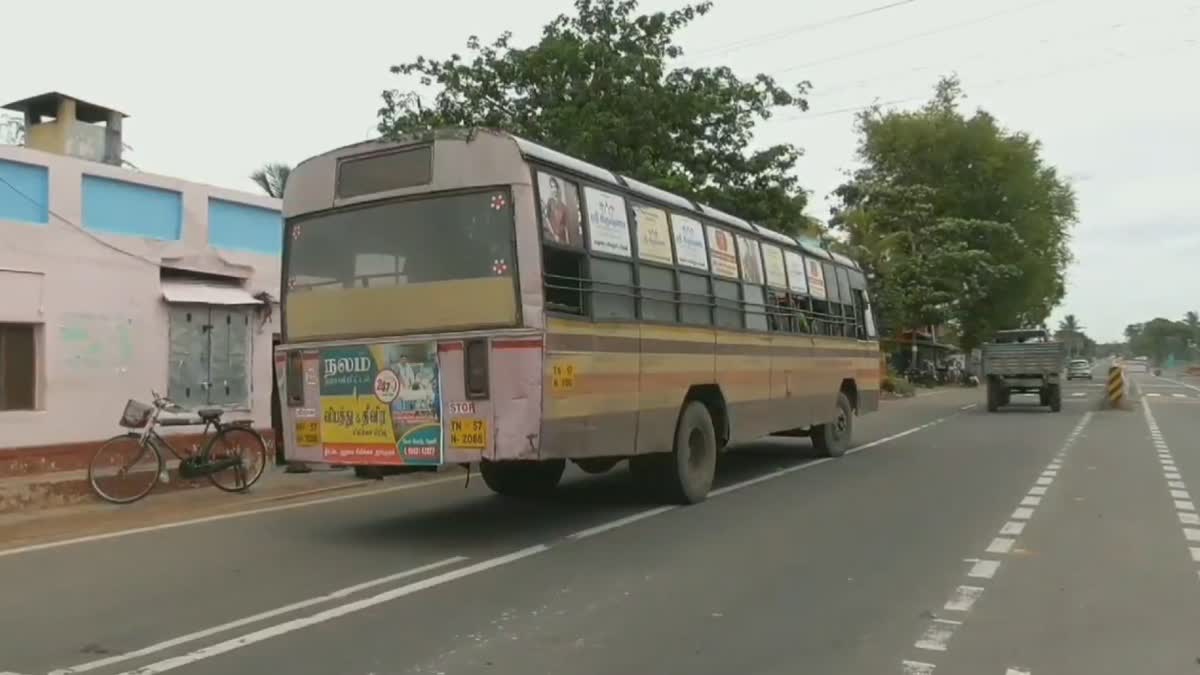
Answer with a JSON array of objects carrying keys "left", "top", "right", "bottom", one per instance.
[{"left": 2, "top": 369, "right": 1199, "bottom": 675}]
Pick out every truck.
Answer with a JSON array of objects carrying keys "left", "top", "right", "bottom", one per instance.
[{"left": 981, "top": 328, "right": 1067, "bottom": 412}]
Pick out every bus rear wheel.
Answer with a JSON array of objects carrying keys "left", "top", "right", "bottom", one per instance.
[
  {"left": 479, "top": 459, "right": 565, "bottom": 498},
  {"left": 631, "top": 401, "right": 718, "bottom": 505},
  {"left": 812, "top": 392, "right": 853, "bottom": 458}
]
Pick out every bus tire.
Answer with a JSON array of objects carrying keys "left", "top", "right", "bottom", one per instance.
[
  {"left": 666, "top": 401, "right": 719, "bottom": 504},
  {"left": 479, "top": 459, "right": 565, "bottom": 497},
  {"left": 812, "top": 392, "right": 853, "bottom": 458}
]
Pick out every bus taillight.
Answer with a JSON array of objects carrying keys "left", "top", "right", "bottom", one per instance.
[{"left": 465, "top": 339, "right": 489, "bottom": 399}]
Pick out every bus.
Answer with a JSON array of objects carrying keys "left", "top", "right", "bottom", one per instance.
[{"left": 275, "top": 129, "right": 881, "bottom": 504}]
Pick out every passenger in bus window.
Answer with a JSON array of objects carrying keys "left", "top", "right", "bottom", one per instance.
[{"left": 538, "top": 173, "right": 583, "bottom": 248}]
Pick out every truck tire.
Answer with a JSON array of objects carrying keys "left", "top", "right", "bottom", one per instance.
[
  {"left": 986, "top": 380, "right": 999, "bottom": 412},
  {"left": 631, "top": 401, "right": 718, "bottom": 504},
  {"left": 812, "top": 392, "right": 854, "bottom": 458},
  {"left": 1039, "top": 388, "right": 1050, "bottom": 407},
  {"left": 479, "top": 459, "right": 565, "bottom": 497},
  {"left": 1048, "top": 384, "right": 1062, "bottom": 412}
]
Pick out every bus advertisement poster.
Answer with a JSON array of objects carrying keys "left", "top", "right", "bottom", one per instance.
[{"left": 317, "top": 341, "right": 443, "bottom": 465}]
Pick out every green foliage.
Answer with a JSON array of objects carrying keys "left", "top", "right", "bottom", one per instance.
[
  {"left": 250, "top": 163, "right": 291, "bottom": 199},
  {"left": 1124, "top": 316, "right": 1196, "bottom": 365},
  {"left": 376, "top": 0, "right": 817, "bottom": 236},
  {"left": 1054, "top": 314, "right": 1093, "bottom": 358},
  {"left": 831, "top": 77, "right": 1076, "bottom": 352}
]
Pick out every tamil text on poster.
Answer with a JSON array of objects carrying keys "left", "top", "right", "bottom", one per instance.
[{"left": 318, "top": 342, "right": 442, "bottom": 465}]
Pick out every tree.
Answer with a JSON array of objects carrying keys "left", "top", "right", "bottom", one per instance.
[
  {"left": 0, "top": 115, "right": 25, "bottom": 145},
  {"left": 250, "top": 163, "right": 291, "bottom": 199},
  {"left": 1185, "top": 311, "right": 1199, "bottom": 354},
  {"left": 1056, "top": 314, "right": 1084, "bottom": 357},
  {"left": 376, "top": 0, "right": 817, "bottom": 235},
  {"left": 831, "top": 77, "right": 1076, "bottom": 352}
]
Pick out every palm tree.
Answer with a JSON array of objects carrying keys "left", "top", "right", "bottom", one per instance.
[
  {"left": 1057, "top": 314, "right": 1084, "bottom": 357},
  {"left": 250, "top": 163, "right": 291, "bottom": 199}
]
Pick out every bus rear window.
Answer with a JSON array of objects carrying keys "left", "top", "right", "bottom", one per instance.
[
  {"left": 284, "top": 190, "right": 517, "bottom": 339},
  {"left": 287, "top": 190, "right": 515, "bottom": 291}
]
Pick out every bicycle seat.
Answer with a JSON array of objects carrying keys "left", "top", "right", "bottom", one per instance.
[{"left": 197, "top": 408, "right": 224, "bottom": 422}]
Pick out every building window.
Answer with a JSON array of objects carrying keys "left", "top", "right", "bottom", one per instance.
[
  {"left": 168, "top": 306, "right": 251, "bottom": 407},
  {"left": 0, "top": 323, "right": 36, "bottom": 411},
  {"left": 82, "top": 175, "right": 182, "bottom": 241},
  {"left": 208, "top": 199, "right": 283, "bottom": 255},
  {"left": 0, "top": 159, "right": 49, "bottom": 225}
]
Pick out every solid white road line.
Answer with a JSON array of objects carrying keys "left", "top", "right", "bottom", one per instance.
[
  {"left": 2, "top": 413, "right": 963, "bottom": 560},
  {"left": 48, "top": 556, "right": 467, "bottom": 674},
  {"left": 111, "top": 546, "right": 550, "bottom": 675},
  {"left": 0, "top": 474, "right": 473, "bottom": 559},
  {"left": 943, "top": 585, "right": 985, "bottom": 612},
  {"left": 1159, "top": 377, "right": 1200, "bottom": 393},
  {"left": 568, "top": 506, "right": 678, "bottom": 540},
  {"left": 1147, "top": 393, "right": 1162, "bottom": 397},
  {"left": 43, "top": 412, "right": 964, "bottom": 675}
]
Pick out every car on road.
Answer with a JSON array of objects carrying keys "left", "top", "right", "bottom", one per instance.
[{"left": 1067, "top": 359, "right": 1093, "bottom": 380}]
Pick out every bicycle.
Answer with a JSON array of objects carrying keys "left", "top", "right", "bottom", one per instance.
[{"left": 88, "top": 391, "right": 268, "bottom": 504}]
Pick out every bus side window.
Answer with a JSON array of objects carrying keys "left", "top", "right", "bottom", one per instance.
[
  {"left": 536, "top": 170, "right": 589, "bottom": 316},
  {"left": 678, "top": 272, "right": 712, "bottom": 325},
  {"left": 543, "top": 246, "right": 587, "bottom": 316}
]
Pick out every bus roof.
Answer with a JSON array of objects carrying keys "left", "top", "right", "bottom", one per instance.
[{"left": 292, "top": 128, "right": 863, "bottom": 271}]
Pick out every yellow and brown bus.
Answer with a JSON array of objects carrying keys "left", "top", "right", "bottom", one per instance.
[{"left": 276, "top": 129, "right": 880, "bottom": 503}]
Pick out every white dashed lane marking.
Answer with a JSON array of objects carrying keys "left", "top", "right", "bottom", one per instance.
[
  {"left": 1141, "top": 399, "right": 1200, "bottom": 579},
  {"left": 900, "top": 413, "right": 1092, "bottom": 671}
]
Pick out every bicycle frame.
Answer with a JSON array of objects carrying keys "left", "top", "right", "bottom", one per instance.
[{"left": 136, "top": 402, "right": 221, "bottom": 462}]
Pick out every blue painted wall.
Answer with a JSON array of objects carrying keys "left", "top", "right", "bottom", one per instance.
[
  {"left": 0, "top": 159, "right": 49, "bottom": 225},
  {"left": 208, "top": 198, "right": 283, "bottom": 255},
  {"left": 82, "top": 175, "right": 182, "bottom": 240}
]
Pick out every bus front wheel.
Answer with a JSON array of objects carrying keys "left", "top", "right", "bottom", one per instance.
[{"left": 479, "top": 459, "right": 565, "bottom": 498}]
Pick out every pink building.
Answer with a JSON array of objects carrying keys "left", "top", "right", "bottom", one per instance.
[{"left": 0, "top": 93, "right": 282, "bottom": 512}]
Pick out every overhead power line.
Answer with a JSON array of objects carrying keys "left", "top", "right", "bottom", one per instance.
[
  {"left": 771, "top": 41, "right": 1196, "bottom": 123},
  {"left": 688, "top": 0, "right": 919, "bottom": 60},
  {"left": 776, "top": 0, "right": 1063, "bottom": 74}
]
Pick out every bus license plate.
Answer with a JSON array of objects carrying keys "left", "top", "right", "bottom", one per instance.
[
  {"left": 450, "top": 418, "right": 487, "bottom": 449},
  {"left": 295, "top": 421, "right": 320, "bottom": 446}
]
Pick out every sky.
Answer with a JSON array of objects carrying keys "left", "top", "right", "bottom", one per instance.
[{"left": 2, "top": 0, "right": 1197, "bottom": 342}]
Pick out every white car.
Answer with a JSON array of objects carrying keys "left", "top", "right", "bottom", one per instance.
[{"left": 1067, "top": 359, "right": 1092, "bottom": 380}]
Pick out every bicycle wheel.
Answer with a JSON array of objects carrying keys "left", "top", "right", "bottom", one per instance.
[
  {"left": 88, "top": 433, "right": 163, "bottom": 504},
  {"left": 202, "top": 426, "right": 268, "bottom": 492}
]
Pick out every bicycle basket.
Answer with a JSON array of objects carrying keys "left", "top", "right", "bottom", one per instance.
[{"left": 119, "top": 399, "right": 154, "bottom": 428}]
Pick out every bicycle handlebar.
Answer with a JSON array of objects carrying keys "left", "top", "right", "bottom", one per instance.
[{"left": 150, "top": 390, "right": 185, "bottom": 413}]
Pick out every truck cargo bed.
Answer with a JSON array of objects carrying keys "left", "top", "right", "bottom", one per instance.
[{"left": 982, "top": 342, "right": 1066, "bottom": 376}]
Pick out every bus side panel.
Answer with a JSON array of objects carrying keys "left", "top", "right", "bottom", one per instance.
[
  {"left": 541, "top": 319, "right": 640, "bottom": 459},
  {"left": 510, "top": 182, "right": 544, "bottom": 330},
  {"left": 636, "top": 324, "right": 716, "bottom": 455},
  {"left": 857, "top": 348, "right": 882, "bottom": 413},
  {"left": 717, "top": 331, "right": 774, "bottom": 444},
  {"left": 277, "top": 349, "right": 324, "bottom": 464},
  {"left": 768, "top": 333, "right": 817, "bottom": 432},
  {"left": 804, "top": 338, "right": 844, "bottom": 426},
  {"left": 437, "top": 342, "right": 490, "bottom": 464},
  {"left": 490, "top": 337, "right": 545, "bottom": 460}
]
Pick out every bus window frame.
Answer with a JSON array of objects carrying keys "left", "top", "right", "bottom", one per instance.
[{"left": 280, "top": 185, "right": 523, "bottom": 344}]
